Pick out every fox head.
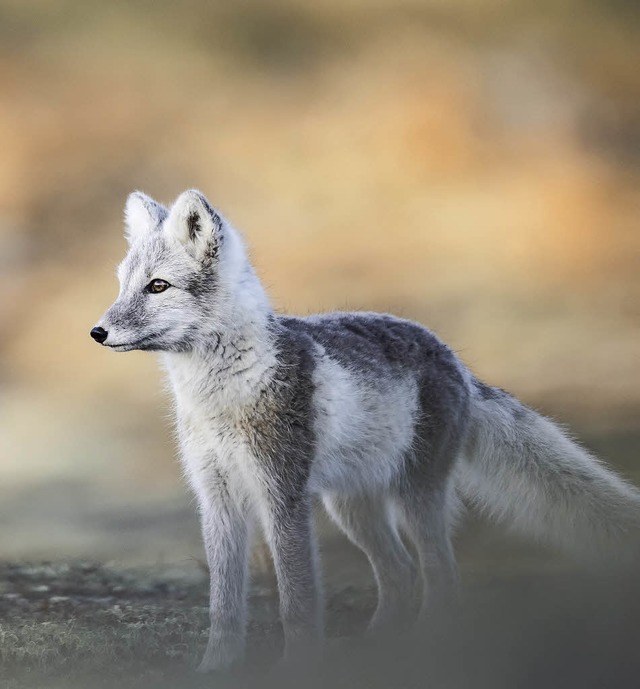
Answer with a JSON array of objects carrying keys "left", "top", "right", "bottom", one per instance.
[{"left": 91, "top": 189, "right": 259, "bottom": 353}]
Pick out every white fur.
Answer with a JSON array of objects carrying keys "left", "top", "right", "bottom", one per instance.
[
  {"left": 457, "top": 392, "right": 640, "bottom": 561},
  {"left": 124, "top": 191, "right": 161, "bottom": 245},
  {"left": 310, "top": 347, "right": 418, "bottom": 495}
]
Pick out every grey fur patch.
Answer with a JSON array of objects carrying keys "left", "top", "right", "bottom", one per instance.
[
  {"left": 241, "top": 317, "right": 318, "bottom": 510},
  {"left": 187, "top": 212, "right": 201, "bottom": 241},
  {"left": 472, "top": 377, "right": 528, "bottom": 420},
  {"left": 473, "top": 379, "right": 505, "bottom": 401},
  {"left": 196, "top": 194, "right": 224, "bottom": 265},
  {"left": 280, "top": 311, "right": 470, "bottom": 481},
  {"left": 279, "top": 312, "right": 458, "bottom": 378}
]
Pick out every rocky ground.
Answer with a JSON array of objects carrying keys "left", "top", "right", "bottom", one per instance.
[
  {"left": 0, "top": 558, "right": 370, "bottom": 689},
  {"left": 2, "top": 427, "right": 639, "bottom": 689},
  {"left": 2, "top": 550, "right": 639, "bottom": 689}
]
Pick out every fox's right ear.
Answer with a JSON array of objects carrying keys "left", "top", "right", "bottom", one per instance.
[
  {"left": 164, "top": 189, "right": 222, "bottom": 264},
  {"left": 124, "top": 191, "right": 167, "bottom": 245}
]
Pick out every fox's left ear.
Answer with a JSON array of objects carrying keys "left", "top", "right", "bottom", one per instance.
[
  {"left": 124, "top": 192, "right": 167, "bottom": 245},
  {"left": 165, "top": 189, "right": 222, "bottom": 263}
]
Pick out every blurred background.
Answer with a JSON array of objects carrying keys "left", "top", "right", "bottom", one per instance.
[{"left": 0, "top": 0, "right": 638, "bottom": 566}]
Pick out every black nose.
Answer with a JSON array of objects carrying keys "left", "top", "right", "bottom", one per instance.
[{"left": 90, "top": 326, "right": 108, "bottom": 344}]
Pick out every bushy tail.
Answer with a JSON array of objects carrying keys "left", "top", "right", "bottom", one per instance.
[{"left": 456, "top": 380, "right": 640, "bottom": 562}]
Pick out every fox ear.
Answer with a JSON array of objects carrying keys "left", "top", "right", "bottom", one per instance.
[
  {"left": 124, "top": 192, "right": 167, "bottom": 245},
  {"left": 165, "top": 189, "right": 222, "bottom": 263}
]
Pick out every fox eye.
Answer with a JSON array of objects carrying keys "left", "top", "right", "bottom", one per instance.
[{"left": 146, "top": 279, "right": 171, "bottom": 294}]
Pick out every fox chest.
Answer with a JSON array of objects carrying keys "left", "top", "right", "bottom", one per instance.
[{"left": 175, "top": 405, "right": 266, "bottom": 504}]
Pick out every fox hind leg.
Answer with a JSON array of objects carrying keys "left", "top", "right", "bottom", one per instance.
[
  {"left": 397, "top": 477, "right": 461, "bottom": 621},
  {"left": 322, "top": 493, "right": 419, "bottom": 631}
]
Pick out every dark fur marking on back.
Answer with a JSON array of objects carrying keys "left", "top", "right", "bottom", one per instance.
[{"left": 474, "top": 379, "right": 506, "bottom": 401}]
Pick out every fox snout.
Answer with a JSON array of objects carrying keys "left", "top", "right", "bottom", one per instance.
[{"left": 90, "top": 326, "right": 108, "bottom": 344}]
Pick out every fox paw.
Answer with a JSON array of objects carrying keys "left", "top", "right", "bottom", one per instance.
[{"left": 196, "top": 637, "right": 244, "bottom": 673}]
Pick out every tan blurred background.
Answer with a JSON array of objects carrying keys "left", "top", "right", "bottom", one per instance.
[{"left": 0, "top": 0, "right": 639, "bottom": 565}]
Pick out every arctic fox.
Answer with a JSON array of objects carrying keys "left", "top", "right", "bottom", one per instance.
[{"left": 92, "top": 189, "right": 640, "bottom": 672}]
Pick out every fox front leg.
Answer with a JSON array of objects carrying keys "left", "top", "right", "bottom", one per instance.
[
  {"left": 263, "top": 495, "right": 323, "bottom": 665},
  {"left": 197, "top": 498, "right": 250, "bottom": 673}
]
